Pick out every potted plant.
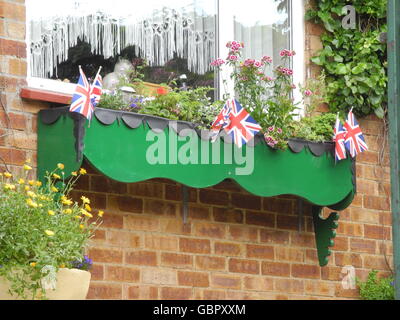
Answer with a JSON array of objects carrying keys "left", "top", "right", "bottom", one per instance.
[{"left": 0, "top": 162, "right": 103, "bottom": 300}]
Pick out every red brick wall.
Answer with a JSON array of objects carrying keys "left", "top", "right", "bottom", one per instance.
[{"left": 0, "top": 0, "right": 394, "bottom": 300}]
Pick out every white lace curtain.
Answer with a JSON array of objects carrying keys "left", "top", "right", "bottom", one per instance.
[{"left": 27, "top": 0, "right": 216, "bottom": 78}]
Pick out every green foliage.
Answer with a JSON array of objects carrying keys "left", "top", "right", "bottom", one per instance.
[
  {"left": 0, "top": 165, "right": 102, "bottom": 299},
  {"left": 290, "top": 113, "right": 337, "bottom": 142},
  {"left": 358, "top": 270, "right": 395, "bottom": 300},
  {"left": 306, "top": 0, "right": 387, "bottom": 118}
]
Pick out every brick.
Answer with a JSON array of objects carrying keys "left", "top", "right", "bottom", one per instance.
[
  {"left": 91, "top": 175, "right": 127, "bottom": 194},
  {"left": 337, "top": 221, "right": 364, "bottom": 237},
  {"left": 128, "top": 285, "right": 158, "bottom": 299},
  {"left": 142, "top": 268, "right": 177, "bottom": 285},
  {"left": 363, "top": 255, "right": 391, "bottom": 270},
  {"left": 304, "top": 280, "right": 335, "bottom": 297},
  {"left": 263, "top": 198, "right": 293, "bottom": 214},
  {"left": 161, "top": 253, "right": 193, "bottom": 268},
  {"left": 0, "top": 1, "right": 26, "bottom": 21},
  {"left": 364, "top": 224, "right": 391, "bottom": 240},
  {"left": 165, "top": 184, "right": 197, "bottom": 202},
  {"left": 160, "top": 287, "right": 193, "bottom": 300},
  {"left": 333, "top": 236, "right": 349, "bottom": 251},
  {"left": 0, "top": 39, "right": 26, "bottom": 58},
  {"left": 363, "top": 195, "right": 390, "bottom": 211},
  {"left": 178, "top": 271, "right": 209, "bottom": 287},
  {"left": 275, "top": 247, "right": 304, "bottom": 262},
  {"left": 144, "top": 199, "right": 177, "bottom": 216},
  {"left": 128, "top": 182, "right": 163, "bottom": 198},
  {"left": 160, "top": 219, "right": 191, "bottom": 235},
  {"left": 260, "top": 230, "right": 290, "bottom": 244},
  {"left": 90, "top": 264, "right": 104, "bottom": 281},
  {"left": 277, "top": 215, "right": 299, "bottom": 230},
  {"left": 213, "top": 207, "right": 243, "bottom": 223},
  {"left": 245, "top": 211, "right": 275, "bottom": 228},
  {"left": 113, "top": 195, "right": 143, "bottom": 213},
  {"left": 105, "top": 266, "right": 140, "bottom": 282},
  {"left": 246, "top": 244, "right": 274, "bottom": 259},
  {"left": 87, "top": 283, "right": 122, "bottom": 300},
  {"left": 214, "top": 241, "right": 242, "bottom": 257},
  {"left": 107, "top": 230, "right": 140, "bottom": 247},
  {"left": 193, "top": 222, "right": 226, "bottom": 238},
  {"left": 334, "top": 252, "right": 362, "bottom": 268},
  {"left": 88, "top": 247, "right": 123, "bottom": 263},
  {"left": 98, "top": 213, "right": 123, "bottom": 229},
  {"left": 274, "top": 278, "right": 304, "bottom": 294},
  {"left": 229, "top": 258, "right": 259, "bottom": 274},
  {"left": 144, "top": 234, "right": 178, "bottom": 251},
  {"left": 290, "top": 233, "right": 315, "bottom": 248},
  {"left": 6, "top": 21, "right": 25, "bottom": 40},
  {"left": 334, "top": 284, "right": 359, "bottom": 298},
  {"left": 228, "top": 226, "right": 258, "bottom": 242},
  {"left": 243, "top": 276, "right": 273, "bottom": 291},
  {"left": 350, "top": 238, "right": 376, "bottom": 254},
  {"left": 304, "top": 249, "right": 319, "bottom": 264},
  {"left": 261, "top": 261, "right": 290, "bottom": 277},
  {"left": 199, "top": 189, "right": 229, "bottom": 205},
  {"left": 124, "top": 216, "right": 159, "bottom": 231},
  {"left": 357, "top": 151, "right": 379, "bottom": 164},
  {"left": 179, "top": 238, "right": 210, "bottom": 254},
  {"left": 210, "top": 274, "right": 241, "bottom": 289},
  {"left": 125, "top": 250, "right": 157, "bottom": 266},
  {"left": 202, "top": 289, "right": 226, "bottom": 300},
  {"left": 0, "top": 147, "right": 26, "bottom": 165},
  {"left": 185, "top": 205, "right": 210, "bottom": 220},
  {"left": 231, "top": 193, "right": 261, "bottom": 210},
  {"left": 195, "top": 256, "right": 226, "bottom": 271},
  {"left": 321, "top": 266, "right": 342, "bottom": 281},
  {"left": 356, "top": 179, "right": 379, "bottom": 195},
  {"left": 291, "top": 264, "right": 321, "bottom": 279},
  {"left": 8, "top": 58, "right": 26, "bottom": 76}
]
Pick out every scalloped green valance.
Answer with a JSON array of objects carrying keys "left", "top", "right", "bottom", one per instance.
[{"left": 37, "top": 107, "right": 357, "bottom": 266}]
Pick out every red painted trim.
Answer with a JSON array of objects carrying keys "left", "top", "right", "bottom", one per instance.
[{"left": 20, "top": 87, "right": 72, "bottom": 104}]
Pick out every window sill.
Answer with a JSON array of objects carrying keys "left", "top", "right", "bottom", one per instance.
[{"left": 20, "top": 87, "right": 72, "bottom": 105}]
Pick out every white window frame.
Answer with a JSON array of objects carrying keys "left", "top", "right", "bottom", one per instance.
[{"left": 26, "top": 0, "right": 304, "bottom": 102}]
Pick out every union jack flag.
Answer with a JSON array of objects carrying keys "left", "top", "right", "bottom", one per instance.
[
  {"left": 333, "top": 115, "right": 347, "bottom": 161},
  {"left": 90, "top": 71, "right": 102, "bottom": 107},
  {"left": 344, "top": 110, "right": 368, "bottom": 158},
  {"left": 223, "top": 99, "right": 262, "bottom": 148},
  {"left": 69, "top": 67, "right": 94, "bottom": 120},
  {"left": 210, "top": 101, "right": 231, "bottom": 142}
]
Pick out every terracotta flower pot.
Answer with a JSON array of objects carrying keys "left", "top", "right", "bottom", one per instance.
[{"left": 0, "top": 268, "right": 91, "bottom": 300}]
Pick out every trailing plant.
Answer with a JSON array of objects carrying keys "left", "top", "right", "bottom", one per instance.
[
  {"left": 290, "top": 113, "right": 337, "bottom": 142},
  {"left": 357, "top": 270, "right": 395, "bottom": 300},
  {"left": 0, "top": 162, "right": 104, "bottom": 299},
  {"left": 306, "top": 0, "right": 387, "bottom": 118}
]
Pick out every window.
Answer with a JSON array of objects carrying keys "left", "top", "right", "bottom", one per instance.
[{"left": 26, "top": 0, "right": 304, "bottom": 100}]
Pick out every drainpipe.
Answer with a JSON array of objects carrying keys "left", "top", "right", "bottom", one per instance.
[{"left": 387, "top": 0, "right": 400, "bottom": 301}]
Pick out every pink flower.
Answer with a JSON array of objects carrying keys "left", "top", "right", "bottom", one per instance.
[
  {"left": 279, "top": 49, "right": 296, "bottom": 57},
  {"left": 228, "top": 55, "right": 238, "bottom": 61},
  {"left": 291, "top": 84, "right": 296, "bottom": 89},
  {"left": 277, "top": 128, "right": 282, "bottom": 134},
  {"left": 304, "top": 89, "right": 313, "bottom": 97},
  {"left": 268, "top": 126, "right": 275, "bottom": 132},
  {"left": 253, "top": 61, "right": 263, "bottom": 68},
  {"left": 262, "top": 76, "right": 273, "bottom": 82},
  {"left": 286, "top": 69, "right": 293, "bottom": 75},
  {"left": 262, "top": 56, "right": 273, "bottom": 63},
  {"left": 244, "top": 59, "right": 255, "bottom": 67},
  {"left": 210, "top": 58, "right": 225, "bottom": 67}
]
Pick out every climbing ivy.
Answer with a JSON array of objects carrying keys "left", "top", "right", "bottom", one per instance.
[{"left": 306, "top": 0, "right": 387, "bottom": 118}]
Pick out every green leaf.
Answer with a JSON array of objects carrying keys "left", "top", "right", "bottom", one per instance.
[
  {"left": 336, "top": 64, "right": 348, "bottom": 75},
  {"left": 374, "top": 106, "right": 385, "bottom": 119}
]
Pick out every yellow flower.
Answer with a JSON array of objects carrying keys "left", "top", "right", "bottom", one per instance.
[
  {"left": 71, "top": 171, "right": 78, "bottom": 177},
  {"left": 51, "top": 186, "right": 58, "bottom": 193},
  {"left": 45, "top": 230, "right": 55, "bottom": 236},
  {"left": 28, "top": 180, "right": 35, "bottom": 186},
  {"left": 4, "top": 172, "right": 12, "bottom": 178},
  {"left": 98, "top": 210, "right": 104, "bottom": 218},
  {"left": 79, "top": 224, "right": 85, "bottom": 229},
  {"left": 36, "top": 181, "right": 42, "bottom": 187},
  {"left": 63, "top": 208, "right": 72, "bottom": 214},
  {"left": 52, "top": 173, "right": 61, "bottom": 180},
  {"left": 59, "top": 264, "right": 65, "bottom": 268},
  {"left": 26, "top": 198, "right": 38, "bottom": 208},
  {"left": 74, "top": 215, "right": 81, "bottom": 220},
  {"left": 84, "top": 204, "right": 92, "bottom": 212},
  {"left": 62, "top": 198, "right": 73, "bottom": 206},
  {"left": 30, "top": 262, "right": 37, "bottom": 267},
  {"left": 48, "top": 210, "right": 55, "bottom": 216},
  {"left": 80, "top": 196, "right": 90, "bottom": 204},
  {"left": 79, "top": 168, "right": 87, "bottom": 175},
  {"left": 80, "top": 209, "right": 93, "bottom": 218},
  {"left": 27, "top": 191, "right": 37, "bottom": 198},
  {"left": 18, "top": 178, "right": 25, "bottom": 184},
  {"left": 24, "top": 164, "right": 32, "bottom": 171},
  {"left": 4, "top": 183, "right": 15, "bottom": 190},
  {"left": 25, "top": 159, "right": 31, "bottom": 164},
  {"left": 57, "top": 163, "right": 65, "bottom": 170},
  {"left": 24, "top": 185, "right": 30, "bottom": 191}
]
